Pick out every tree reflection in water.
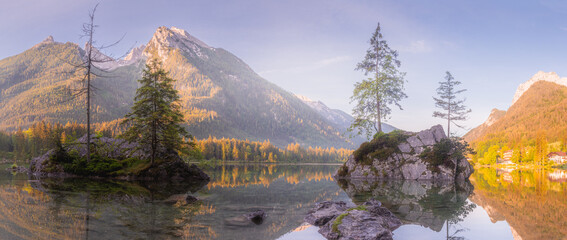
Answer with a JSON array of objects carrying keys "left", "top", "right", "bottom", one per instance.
[
  {"left": 470, "top": 168, "right": 567, "bottom": 240},
  {"left": 336, "top": 178, "right": 476, "bottom": 239},
  {"left": 0, "top": 164, "right": 347, "bottom": 240}
]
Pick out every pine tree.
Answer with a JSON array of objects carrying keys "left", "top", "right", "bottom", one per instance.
[
  {"left": 433, "top": 71, "right": 471, "bottom": 137},
  {"left": 121, "top": 59, "right": 193, "bottom": 165},
  {"left": 349, "top": 22, "right": 407, "bottom": 139}
]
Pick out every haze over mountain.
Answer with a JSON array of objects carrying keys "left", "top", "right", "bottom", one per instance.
[
  {"left": 0, "top": 26, "right": 361, "bottom": 148},
  {"left": 295, "top": 94, "right": 396, "bottom": 133},
  {"left": 464, "top": 71, "right": 567, "bottom": 146}
]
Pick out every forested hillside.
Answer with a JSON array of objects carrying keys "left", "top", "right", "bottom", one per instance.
[
  {"left": 0, "top": 37, "right": 140, "bottom": 131},
  {"left": 468, "top": 81, "right": 567, "bottom": 163},
  {"left": 0, "top": 27, "right": 356, "bottom": 149}
]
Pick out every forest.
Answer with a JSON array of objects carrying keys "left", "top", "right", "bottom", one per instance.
[
  {"left": 0, "top": 120, "right": 351, "bottom": 163},
  {"left": 469, "top": 82, "right": 567, "bottom": 165}
]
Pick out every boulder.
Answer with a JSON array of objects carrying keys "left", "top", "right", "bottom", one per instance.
[
  {"left": 336, "top": 125, "right": 474, "bottom": 180},
  {"left": 305, "top": 201, "right": 349, "bottom": 226},
  {"left": 306, "top": 200, "right": 402, "bottom": 240}
]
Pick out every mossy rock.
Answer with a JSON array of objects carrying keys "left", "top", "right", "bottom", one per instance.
[{"left": 353, "top": 130, "right": 409, "bottom": 165}]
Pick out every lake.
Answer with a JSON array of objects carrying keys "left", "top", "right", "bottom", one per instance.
[{"left": 0, "top": 163, "right": 565, "bottom": 239}]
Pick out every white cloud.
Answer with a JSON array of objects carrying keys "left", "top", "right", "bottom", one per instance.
[
  {"left": 259, "top": 55, "right": 352, "bottom": 75},
  {"left": 316, "top": 56, "right": 352, "bottom": 66},
  {"left": 401, "top": 40, "right": 432, "bottom": 53}
]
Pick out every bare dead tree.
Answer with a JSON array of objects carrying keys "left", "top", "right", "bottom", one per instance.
[{"left": 65, "top": 4, "right": 129, "bottom": 162}]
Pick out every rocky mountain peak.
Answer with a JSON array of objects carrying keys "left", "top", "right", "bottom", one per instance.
[
  {"left": 512, "top": 71, "right": 567, "bottom": 105},
  {"left": 124, "top": 45, "right": 145, "bottom": 61},
  {"left": 33, "top": 35, "right": 56, "bottom": 49},
  {"left": 146, "top": 26, "right": 212, "bottom": 60},
  {"left": 44, "top": 35, "right": 54, "bottom": 43},
  {"left": 485, "top": 108, "right": 506, "bottom": 127}
]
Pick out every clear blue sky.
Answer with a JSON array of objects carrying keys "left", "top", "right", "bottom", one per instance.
[{"left": 2, "top": 0, "right": 567, "bottom": 134}]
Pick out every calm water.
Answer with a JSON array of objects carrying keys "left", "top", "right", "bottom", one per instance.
[{"left": 0, "top": 163, "right": 566, "bottom": 240}]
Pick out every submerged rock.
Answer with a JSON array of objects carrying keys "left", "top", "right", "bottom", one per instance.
[
  {"left": 245, "top": 210, "right": 266, "bottom": 225},
  {"left": 6, "top": 165, "right": 29, "bottom": 174},
  {"left": 305, "top": 200, "right": 401, "bottom": 240},
  {"left": 336, "top": 125, "right": 474, "bottom": 180}
]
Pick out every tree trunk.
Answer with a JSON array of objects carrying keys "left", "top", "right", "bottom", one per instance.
[
  {"left": 86, "top": 32, "right": 93, "bottom": 163},
  {"left": 454, "top": 155, "right": 459, "bottom": 181},
  {"left": 375, "top": 46, "right": 382, "bottom": 133},
  {"left": 377, "top": 99, "right": 382, "bottom": 133}
]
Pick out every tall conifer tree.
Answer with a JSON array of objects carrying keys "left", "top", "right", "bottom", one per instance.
[
  {"left": 122, "top": 59, "right": 192, "bottom": 164},
  {"left": 349, "top": 22, "right": 407, "bottom": 139},
  {"left": 433, "top": 71, "right": 471, "bottom": 137}
]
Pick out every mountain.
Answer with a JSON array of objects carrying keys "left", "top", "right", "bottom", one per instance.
[
  {"left": 511, "top": 71, "right": 567, "bottom": 105},
  {"left": 295, "top": 94, "right": 397, "bottom": 133},
  {"left": 0, "top": 36, "right": 140, "bottom": 130},
  {"left": 0, "top": 26, "right": 356, "bottom": 148},
  {"left": 465, "top": 72, "right": 567, "bottom": 148},
  {"left": 463, "top": 108, "right": 506, "bottom": 143}
]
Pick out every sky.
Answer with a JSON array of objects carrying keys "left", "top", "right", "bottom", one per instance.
[{"left": 2, "top": 0, "right": 567, "bottom": 135}]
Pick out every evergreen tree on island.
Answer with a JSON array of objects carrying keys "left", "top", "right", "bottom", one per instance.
[
  {"left": 349, "top": 22, "right": 407, "bottom": 139},
  {"left": 121, "top": 59, "right": 193, "bottom": 165},
  {"left": 433, "top": 71, "right": 471, "bottom": 137},
  {"left": 432, "top": 71, "right": 472, "bottom": 181}
]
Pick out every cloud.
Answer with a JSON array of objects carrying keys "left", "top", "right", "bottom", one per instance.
[
  {"left": 400, "top": 40, "right": 432, "bottom": 53},
  {"left": 259, "top": 55, "right": 352, "bottom": 75},
  {"left": 316, "top": 56, "right": 352, "bottom": 66}
]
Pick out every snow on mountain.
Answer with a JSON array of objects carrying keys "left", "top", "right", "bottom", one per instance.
[
  {"left": 121, "top": 44, "right": 146, "bottom": 64},
  {"left": 512, "top": 71, "right": 567, "bottom": 105},
  {"left": 145, "top": 26, "right": 213, "bottom": 61}
]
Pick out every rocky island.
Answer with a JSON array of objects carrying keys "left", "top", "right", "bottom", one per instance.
[
  {"left": 336, "top": 125, "right": 473, "bottom": 180},
  {"left": 29, "top": 135, "right": 210, "bottom": 182}
]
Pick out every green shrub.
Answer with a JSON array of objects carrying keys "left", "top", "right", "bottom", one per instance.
[
  {"left": 353, "top": 130, "right": 409, "bottom": 165},
  {"left": 337, "top": 164, "right": 349, "bottom": 177},
  {"left": 63, "top": 154, "right": 123, "bottom": 176},
  {"left": 419, "top": 137, "right": 473, "bottom": 172}
]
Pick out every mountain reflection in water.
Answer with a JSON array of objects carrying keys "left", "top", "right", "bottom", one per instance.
[
  {"left": 470, "top": 168, "right": 567, "bottom": 240},
  {"left": 1, "top": 164, "right": 566, "bottom": 239},
  {"left": 0, "top": 164, "right": 345, "bottom": 240}
]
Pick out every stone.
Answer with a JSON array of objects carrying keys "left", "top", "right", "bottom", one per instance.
[
  {"left": 305, "top": 201, "right": 349, "bottom": 226},
  {"left": 186, "top": 195, "right": 199, "bottom": 204},
  {"left": 308, "top": 200, "right": 402, "bottom": 240},
  {"left": 398, "top": 143, "right": 412, "bottom": 153},
  {"left": 245, "top": 210, "right": 266, "bottom": 225},
  {"left": 335, "top": 125, "right": 474, "bottom": 181},
  {"left": 29, "top": 135, "right": 210, "bottom": 182}
]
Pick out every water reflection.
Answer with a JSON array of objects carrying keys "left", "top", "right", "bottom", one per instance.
[
  {"left": 337, "top": 178, "right": 476, "bottom": 239},
  {"left": 470, "top": 168, "right": 567, "bottom": 240},
  {"left": 0, "top": 164, "right": 346, "bottom": 240}
]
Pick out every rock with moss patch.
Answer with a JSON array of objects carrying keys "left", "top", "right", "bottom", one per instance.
[
  {"left": 306, "top": 200, "right": 401, "bottom": 240},
  {"left": 336, "top": 125, "right": 473, "bottom": 180},
  {"left": 29, "top": 135, "right": 209, "bottom": 182}
]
